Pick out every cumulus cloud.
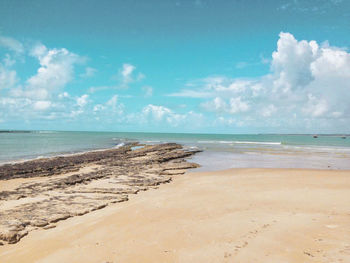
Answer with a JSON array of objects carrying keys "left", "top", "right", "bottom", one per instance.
[
  {"left": 143, "top": 104, "right": 173, "bottom": 121},
  {"left": 118, "top": 63, "right": 144, "bottom": 88},
  {"left": 76, "top": 94, "right": 89, "bottom": 108},
  {"left": 121, "top": 63, "right": 135, "bottom": 81},
  {"left": 0, "top": 35, "right": 89, "bottom": 122},
  {"left": 58, "top": 92, "right": 69, "bottom": 99},
  {"left": 201, "top": 97, "right": 227, "bottom": 113},
  {"left": 302, "top": 94, "right": 328, "bottom": 117},
  {"left": 141, "top": 104, "right": 203, "bottom": 127},
  {"left": 228, "top": 97, "right": 250, "bottom": 114},
  {"left": 201, "top": 96, "right": 250, "bottom": 114},
  {"left": 1, "top": 32, "right": 348, "bottom": 132},
  {"left": 24, "top": 44, "right": 82, "bottom": 100},
  {"left": 271, "top": 32, "right": 318, "bottom": 91},
  {"left": 33, "top": 100, "right": 52, "bottom": 111},
  {"left": 93, "top": 95, "right": 124, "bottom": 118},
  {"left": 173, "top": 32, "right": 350, "bottom": 131}
]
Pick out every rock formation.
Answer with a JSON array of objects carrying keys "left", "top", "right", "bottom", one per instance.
[{"left": 0, "top": 143, "right": 200, "bottom": 245}]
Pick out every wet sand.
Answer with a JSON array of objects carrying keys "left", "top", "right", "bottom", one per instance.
[{"left": 1, "top": 168, "right": 349, "bottom": 262}]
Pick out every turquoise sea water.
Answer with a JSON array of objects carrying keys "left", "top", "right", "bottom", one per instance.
[{"left": 1, "top": 131, "right": 350, "bottom": 170}]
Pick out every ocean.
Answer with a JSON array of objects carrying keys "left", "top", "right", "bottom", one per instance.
[{"left": 1, "top": 131, "right": 350, "bottom": 170}]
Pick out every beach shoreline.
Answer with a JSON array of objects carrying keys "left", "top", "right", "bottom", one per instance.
[
  {"left": 2, "top": 131, "right": 350, "bottom": 169},
  {"left": 1, "top": 167, "right": 350, "bottom": 262}
]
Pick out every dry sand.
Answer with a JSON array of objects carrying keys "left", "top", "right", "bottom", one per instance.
[{"left": 0, "top": 168, "right": 350, "bottom": 262}]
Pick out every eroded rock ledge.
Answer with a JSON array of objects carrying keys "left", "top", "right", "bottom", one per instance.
[{"left": 0, "top": 143, "right": 200, "bottom": 245}]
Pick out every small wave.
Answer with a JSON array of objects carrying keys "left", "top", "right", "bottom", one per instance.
[
  {"left": 232, "top": 141, "right": 281, "bottom": 145},
  {"left": 115, "top": 143, "right": 125, "bottom": 148},
  {"left": 183, "top": 146, "right": 200, "bottom": 150},
  {"left": 197, "top": 140, "right": 281, "bottom": 145},
  {"left": 282, "top": 145, "right": 350, "bottom": 153},
  {"left": 36, "top": 131, "right": 57, "bottom": 134},
  {"left": 197, "top": 140, "right": 216, "bottom": 143}
]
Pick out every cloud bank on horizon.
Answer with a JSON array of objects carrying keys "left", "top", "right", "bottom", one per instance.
[{"left": 0, "top": 32, "right": 349, "bottom": 133}]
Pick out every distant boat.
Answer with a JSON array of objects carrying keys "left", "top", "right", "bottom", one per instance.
[
  {"left": 341, "top": 136, "right": 346, "bottom": 139},
  {"left": 313, "top": 135, "right": 318, "bottom": 138}
]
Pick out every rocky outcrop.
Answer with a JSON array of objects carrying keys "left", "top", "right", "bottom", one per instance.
[{"left": 0, "top": 143, "right": 200, "bottom": 245}]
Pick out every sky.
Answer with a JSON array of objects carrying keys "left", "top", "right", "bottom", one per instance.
[{"left": 0, "top": 0, "right": 350, "bottom": 133}]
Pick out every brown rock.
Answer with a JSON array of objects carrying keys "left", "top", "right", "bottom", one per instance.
[{"left": 0, "top": 143, "right": 200, "bottom": 244}]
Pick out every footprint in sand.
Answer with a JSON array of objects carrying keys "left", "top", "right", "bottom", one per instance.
[{"left": 233, "top": 223, "right": 273, "bottom": 254}]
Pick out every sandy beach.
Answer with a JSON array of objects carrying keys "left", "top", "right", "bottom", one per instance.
[
  {"left": 2, "top": 0, "right": 350, "bottom": 261},
  {"left": 1, "top": 167, "right": 349, "bottom": 262}
]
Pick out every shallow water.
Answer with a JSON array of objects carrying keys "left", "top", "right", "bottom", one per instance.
[{"left": 1, "top": 131, "right": 349, "bottom": 169}]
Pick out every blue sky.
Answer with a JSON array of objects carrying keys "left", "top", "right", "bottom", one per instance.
[{"left": 0, "top": 0, "right": 350, "bottom": 133}]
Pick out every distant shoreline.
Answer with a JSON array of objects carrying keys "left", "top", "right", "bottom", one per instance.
[{"left": 0, "top": 129, "right": 349, "bottom": 136}]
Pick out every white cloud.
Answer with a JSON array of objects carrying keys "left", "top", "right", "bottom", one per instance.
[
  {"left": 93, "top": 104, "right": 105, "bottom": 112},
  {"left": 0, "top": 35, "right": 105, "bottom": 123},
  {"left": 117, "top": 63, "right": 144, "bottom": 88},
  {"left": 93, "top": 95, "right": 124, "bottom": 117},
  {"left": 143, "top": 104, "right": 172, "bottom": 121},
  {"left": 76, "top": 94, "right": 89, "bottom": 107},
  {"left": 0, "top": 64, "right": 18, "bottom": 90},
  {"left": 23, "top": 44, "right": 82, "bottom": 100},
  {"left": 169, "top": 77, "right": 255, "bottom": 98},
  {"left": 302, "top": 94, "right": 329, "bottom": 117},
  {"left": 271, "top": 32, "right": 318, "bottom": 91},
  {"left": 89, "top": 63, "right": 145, "bottom": 93},
  {"left": 228, "top": 97, "right": 250, "bottom": 114},
  {"left": 168, "top": 89, "right": 212, "bottom": 98},
  {"left": 141, "top": 104, "right": 203, "bottom": 127},
  {"left": 0, "top": 35, "right": 24, "bottom": 54},
  {"left": 201, "top": 96, "right": 249, "bottom": 114},
  {"left": 106, "top": 95, "right": 124, "bottom": 114},
  {"left": 88, "top": 86, "right": 110, "bottom": 93},
  {"left": 261, "top": 104, "right": 277, "bottom": 117},
  {"left": 80, "top": 67, "right": 97, "bottom": 78},
  {"left": 58, "top": 92, "right": 69, "bottom": 99},
  {"left": 0, "top": 52, "right": 19, "bottom": 90},
  {"left": 121, "top": 63, "right": 135, "bottom": 80},
  {"left": 201, "top": 97, "right": 227, "bottom": 113},
  {"left": 69, "top": 109, "right": 84, "bottom": 118},
  {"left": 142, "top": 86, "right": 153, "bottom": 97},
  {"left": 176, "top": 32, "right": 350, "bottom": 131},
  {"left": 33, "top": 100, "right": 52, "bottom": 111},
  {"left": 0, "top": 32, "right": 349, "bottom": 133}
]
